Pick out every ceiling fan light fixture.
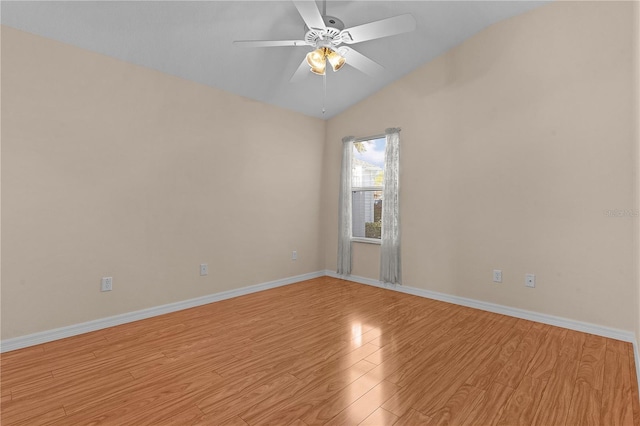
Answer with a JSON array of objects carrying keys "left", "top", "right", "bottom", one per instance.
[{"left": 306, "top": 46, "right": 345, "bottom": 75}]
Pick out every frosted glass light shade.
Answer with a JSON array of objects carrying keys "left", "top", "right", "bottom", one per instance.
[{"left": 306, "top": 48, "right": 326, "bottom": 75}]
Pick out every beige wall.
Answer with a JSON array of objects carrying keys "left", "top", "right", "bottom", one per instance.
[
  {"left": 1, "top": 27, "right": 326, "bottom": 339},
  {"left": 2, "top": 1, "right": 639, "bottom": 342},
  {"left": 324, "top": 1, "right": 638, "bottom": 332}
]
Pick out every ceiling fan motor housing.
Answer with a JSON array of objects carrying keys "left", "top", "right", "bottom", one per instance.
[{"left": 304, "top": 16, "right": 345, "bottom": 47}]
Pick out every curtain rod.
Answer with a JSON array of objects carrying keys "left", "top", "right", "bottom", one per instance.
[
  {"left": 353, "top": 128, "right": 401, "bottom": 143},
  {"left": 354, "top": 134, "right": 385, "bottom": 142}
]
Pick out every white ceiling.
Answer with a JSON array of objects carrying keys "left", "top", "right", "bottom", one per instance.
[{"left": 1, "top": 1, "right": 548, "bottom": 119}]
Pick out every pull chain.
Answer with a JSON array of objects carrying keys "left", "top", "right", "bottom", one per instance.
[{"left": 322, "top": 71, "right": 326, "bottom": 115}]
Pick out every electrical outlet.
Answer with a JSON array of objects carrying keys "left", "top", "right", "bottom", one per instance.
[
  {"left": 525, "top": 273, "right": 535, "bottom": 288},
  {"left": 493, "top": 269, "right": 502, "bottom": 283},
  {"left": 101, "top": 277, "right": 113, "bottom": 292},
  {"left": 200, "top": 264, "right": 208, "bottom": 276},
  {"left": 292, "top": 250, "right": 297, "bottom": 261}
]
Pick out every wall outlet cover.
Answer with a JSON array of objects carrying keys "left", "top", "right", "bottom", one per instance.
[
  {"left": 101, "top": 277, "right": 113, "bottom": 292},
  {"left": 525, "top": 273, "right": 535, "bottom": 288}
]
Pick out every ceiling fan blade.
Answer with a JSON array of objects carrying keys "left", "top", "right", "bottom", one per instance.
[
  {"left": 341, "top": 14, "right": 416, "bottom": 44},
  {"left": 233, "top": 40, "right": 308, "bottom": 48},
  {"left": 341, "top": 47, "right": 385, "bottom": 78},
  {"left": 290, "top": 57, "right": 310, "bottom": 83},
  {"left": 293, "top": 0, "right": 326, "bottom": 31}
]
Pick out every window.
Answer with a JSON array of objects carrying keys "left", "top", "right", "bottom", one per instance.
[
  {"left": 351, "top": 137, "right": 386, "bottom": 242},
  {"left": 338, "top": 128, "right": 400, "bottom": 280}
]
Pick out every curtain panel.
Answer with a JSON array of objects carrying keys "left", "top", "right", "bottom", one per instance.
[
  {"left": 380, "top": 128, "right": 401, "bottom": 284},
  {"left": 337, "top": 136, "right": 354, "bottom": 275}
]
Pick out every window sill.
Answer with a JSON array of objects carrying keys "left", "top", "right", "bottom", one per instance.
[{"left": 351, "top": 237, "right": 381, "bottom": 245}]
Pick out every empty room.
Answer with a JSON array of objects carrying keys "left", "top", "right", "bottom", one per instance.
[{"left": 1, "top": 0, "right": 639, "bottom": 424}]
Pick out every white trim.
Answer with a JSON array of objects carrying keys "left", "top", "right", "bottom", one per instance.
[
  {"left": 351, "top": 237, "right": 381, "bottom": 245},
  {"left": 0, "top": 271, "right": 325, "bottom": 353},
  {"left": 352, "top": 186, "right": 383, "bottom": 192},
  {"left": 325, "top": 270, "right": 638, "bottom": 344},
  {"left": 635, "top": 339, "right": 640, "bottom": 403},
  {"left": 354, "top": 133, "right": 386, "bottom": 143}
]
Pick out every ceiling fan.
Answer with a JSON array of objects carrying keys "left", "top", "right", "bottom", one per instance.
[{"left": 233, "top": 0, "right": 417, "bottom": 82}]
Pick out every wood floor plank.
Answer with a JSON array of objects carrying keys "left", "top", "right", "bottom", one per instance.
[
  {"left": 559, "top": 329, "right": 587, "bottom": 361},
  {"left": 286, "top": 339, "right": 363, "bottom": 379},
  {"left": 1, "top": 350, "right": 97, "bottom": 382},
  {"left": 235, "top": 374, "right": 311, "bottom": 425},
  {"left": 425, "top": 383, "right": 484, "bottom": 425},
  {"left": 357, "top": 407, "right": 398, "bottom": 426},
  {"left": 243, "top": 359, "right": 377, "bottom": 425},
  {"left": 496, "top": 375, "right": 548, "bottom": 426},
  {"left": 459, "top": 382, "right": 515, "bottom": 426},
  {"left": 52, "top": 351, "right": 166, "bottom": 381},
  {"left": 628, "top": 344, "right": 640, "bottom": 426},
  {"left": 299, "top": 373, "right": 384, "bottom": 424},
  {"left": 566, "top": 381, "right": 602, "bottom": 426},
  {"left": 576, "top": 333, "right": 607, "bottom": 391},
  {"left": 0, "top": 345, "right": 44, "bottom": 364},
  {"left": 92, "top": 323, "right": 191, "bottom": 359},
  {"left": 4, "top": 370, "right": 136, "bottom": 417},
  {"left": 238, "top": 331, "right": 380, "bottom": 423},
  {"left": 197, "top": 373, "right": 299, "bottom": 422},
  {"left": 0, "top": 399, "right": 66, "bottom": 426},
  {"left": 382, "top": 338, "right": 479, "bottom": 417},
  {"left": 308, "top": 379, "right": 400, "bottom": 426},
  {"left": 530, "top": 353, "right": 580, "bottom": 426},
  {"left": 525, "top": 326, "right": 566, "bottom": 381},
  {"left": 8, "top": 406, "right": 66, "bottom": 426},
  {"left": 209, "top": 415, "right": 250, "bottom": 426},
  {"left": 52, "top": 371, "right": 223, "bottom": 425},
  {"left": 0, "top": 277, "right": 637, "bottom": 426},
  {"left": 385, "top": 331, "right": 469, "bottom": 388},
  {"left": 215, "top": 343, "right": 303, "bottom": 379},
  {"left": 465, "top": 326, "right": 523, "bottom": 390},
  {"left": 413, "top": 341, "right": 498, "bottom": 417},
  {"left": 393, "top": 408, "right": 432, "bottom": 426},
  {"left": 601, "top": 347, "right": 634, "bottom": 425},
  {"left": 494, "top": 323, "right": 549, "bottom": 389},
  {"left": 159, "top": 405, "right": 206, "bottom": 425},
  {"left": 1, "top": 371, "right": 54, "bottom": 397}
]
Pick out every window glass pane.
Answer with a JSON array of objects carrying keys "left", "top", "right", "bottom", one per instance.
[
  {"left": 352, "top": 138, "right": 385, "bottom": 187},
  {"left": 352, "top": 190, "right": 383, "bottom": 239}
]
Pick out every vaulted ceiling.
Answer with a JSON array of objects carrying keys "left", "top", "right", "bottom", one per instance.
[{"left": 1, "top": 1, "right": 548, "bottom": 119}]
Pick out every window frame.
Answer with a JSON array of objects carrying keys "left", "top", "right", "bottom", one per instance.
[{"left": 350, "top": 137, "right": 385, "bottom": 245}]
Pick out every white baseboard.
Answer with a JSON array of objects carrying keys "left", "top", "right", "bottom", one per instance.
[{"left": 0, "top": 270, "right": 325, "bottom": 353}]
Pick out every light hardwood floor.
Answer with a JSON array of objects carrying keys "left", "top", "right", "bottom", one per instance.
[{"left": 1, "top": 277, "right": 638, "bottom": 425}]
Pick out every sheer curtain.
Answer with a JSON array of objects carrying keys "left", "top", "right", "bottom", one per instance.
[
  {"left": 380, "top": 128, "right": 401, "bottom": 284},
  {"left": 337, "top": 136, "right": 354, "bottom": 275}
]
